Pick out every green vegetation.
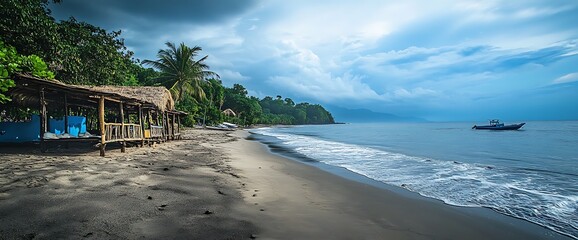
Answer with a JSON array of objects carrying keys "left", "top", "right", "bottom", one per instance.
[
  {"left": 259, "top": 96, "right": 334, "bottom": 125},
  {"left": 1, "top": 39, "right": 54, "bottom": 103},
  {"left": 0, "top": 0, "right": 334, "bottom": 126},
  {"left": 0, "top": 0, "right": 143, "bottom": 86},
  {"left": 142, "top": 42, "right": 218, "bottom": 102}
]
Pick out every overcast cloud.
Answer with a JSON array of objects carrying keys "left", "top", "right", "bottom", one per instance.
[{"left": 50, "top": 0, "right": 578, "bottom": 121}]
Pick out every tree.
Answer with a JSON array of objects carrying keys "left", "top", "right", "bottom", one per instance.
[
  {"left": 143, "top": 42, "right": 218, "bottom": 103},
  {"left": 1, "top": 39, "right": 54, "bottom": 103},
  {"left": 0, "top": 0, "right": 61, "bottom": 67},
  {"left": 204, "top": 79, "right": 225, "bottom": 109},
  {"left": 0, "top": 1, "right": 138, "bottom": 86},
  {"left": 56, "top": 18, "right": 136, "bottom": 85},
  {"left": 231, "top": 83, "right": 248, "bottom": 96},
  {"left": 135, "top": 66, "right": 161, "bottom": 86}
]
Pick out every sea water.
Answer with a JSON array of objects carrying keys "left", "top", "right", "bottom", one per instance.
[{"left": 249, "top": 121, "right": 578, "bottom": 239}]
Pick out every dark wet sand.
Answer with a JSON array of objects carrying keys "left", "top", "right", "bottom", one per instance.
[
  {"left": 0, "top": 129, "right": 572, "bottom": 239},
  {"left": 226, "top": 130, "right": 572, "bottom": 240}
]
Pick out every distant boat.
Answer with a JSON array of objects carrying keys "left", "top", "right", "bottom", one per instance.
[
  {"left": 205, "top": 122, "right": 237, "bottom": 131},
  {"left": 222, "top": 122, "right": 238, "bottom": 128},
  {"left": 472, "top": 119, "right": 525, "bottom": 130}
]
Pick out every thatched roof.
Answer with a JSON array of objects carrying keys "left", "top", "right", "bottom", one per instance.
[
  {"left": 222, "top": 108, "right": 236, "bottom": 116},
  {"left": 7, "top": 74, "right": 175, "bottom": 112},
  {"left": 86, "top": 86, "right": 174, "bottom": 111}
]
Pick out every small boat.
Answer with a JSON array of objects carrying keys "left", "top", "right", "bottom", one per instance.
[
  {"left": 472, "top": 119, "right": 525, "bottom": 130},
  {"left": 222, "top": 122, "right": 238, "bottom": 129},
  {"left": 205, "top": 123, "right": 237, "bottom": 131},
  {"left": 205, "top": 125, "right": 235, "bottom": 131}
]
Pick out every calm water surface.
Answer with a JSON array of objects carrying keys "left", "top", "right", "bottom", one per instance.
[{"left": 250, "top": 121, "right": 578, "bottom": 239}]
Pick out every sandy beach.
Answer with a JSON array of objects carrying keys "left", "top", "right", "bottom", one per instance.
[{"left": 0, "top": 129, "right": 572, "bottom": 239}]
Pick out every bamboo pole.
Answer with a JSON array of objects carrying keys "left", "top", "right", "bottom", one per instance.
[
  {"left": 171, "top": 113, "right": 175, "bottom": 140},
  {"left": 139, "top": 105, "right": 144, "bottom": 147},
  {"left": 168, "top": 113, "right": 172, "bottom": 140},
  {"left": 177, "top": 114, "right": 181, "bottom": 140},
  {"left": 99, "top": 96, "right": 106, "bottom": 157},
  {"left": 119, "top": 101, "right": 125, "bottom": 153},
  {"left": 64, "top": 93, "right": 68, "bottom": 134},
  {"left": 39, "top": 87, "right": 47, "bottom": 153},
  {"left": 166, "top": 112, "right": 171, "bottom": 141},
  {"left": 147, "top": 110, "right": 152, "bottom": 145},
  {"left": 64, "top": 93, "right": 70, "bottom": 149},
  {"left": 160, "top": 110, "right": 165, "bottom": 142}
]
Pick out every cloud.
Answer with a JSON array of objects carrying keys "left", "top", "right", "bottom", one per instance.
[
  {"left": 49, "top": 0, "right": 258, "bottom": 60},
  {"left": 50, "top": 0, "right": 259, "bottom": 27},
  {"left": 270, "top": 73, "right": 383, "bottom": 102},
  {"left": 355, "top": 40, "right": 577, "bottom": 82},
  {"left": 218, "top": 69, "right": 250, "bottom": 82},
  {"left": 553, "top": 73, "right": 578, "bottom": 84},
  {"left": 391, "top": 87, "right": 438, "bottom": 99},
  {"left": 47, "top": 0, "right": 578, "bottom": 120}
]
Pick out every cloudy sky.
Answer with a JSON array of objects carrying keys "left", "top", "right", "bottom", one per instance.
[{"left": 49, "top": 0, "right": 578, "bottom": 121}]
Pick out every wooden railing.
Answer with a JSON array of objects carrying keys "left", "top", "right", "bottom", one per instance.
[
  {"left": 173, "top": 123, "right": 180, "bottom": 136},
  {"left": 104, "top": 123, "right": 143, "bottom": 143},
  {"left": 149, "top": 125, "right": 163, "bottom": 138},
  {"left": 123, "top": 124, "right": 142, "bottom": 140}
]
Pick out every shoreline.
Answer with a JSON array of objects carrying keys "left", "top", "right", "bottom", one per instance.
[
  {"left": 230, "top": 130, "right": 573, "bottom": 240},
  {"left": 0, "top": 128, "right": 573, "bottom": 239}
]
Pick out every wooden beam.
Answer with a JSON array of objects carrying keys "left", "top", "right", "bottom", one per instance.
[
  {"left": 138, "top": 105, "right": 144, "bottom": 147},
  {"left": 170, "top": 113, "right": 175, "bottom": 140},
  {"left": 103, "top": 96, "right": 122, "bottom": 103},
  {"left": 64, "top": 93, "right": 69, "bottom": 134},
  {"left": 39, "top": 87, "right": 47, "bottom": 153},
  {"left": 159, "top": 110, "right": 165, "bottom": 142},
  {"left": 99, "top": 96, "right": 106, "bottom": 157},
  {"left": 177, "top": 114, "right": 181, "bottom": 140},
  {"left": 120, "top": 101, "right": 126, "bottom": 153}
]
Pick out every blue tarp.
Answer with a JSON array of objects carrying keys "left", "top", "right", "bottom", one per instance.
[{"left": 0, "top": 115, "right": 87, "bottom": 142}]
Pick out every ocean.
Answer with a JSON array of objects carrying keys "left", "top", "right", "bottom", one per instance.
[{"left": 248, "top": 121, "right": 578, "bottom": 239}]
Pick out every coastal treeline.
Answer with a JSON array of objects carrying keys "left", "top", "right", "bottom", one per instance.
[{"left": 0, "top": 0, "right": 334, "bottom": 126}]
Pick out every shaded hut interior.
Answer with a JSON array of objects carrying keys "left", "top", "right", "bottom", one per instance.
[{"left": 0, "top": 74, "right": 186, "bottom": 156}]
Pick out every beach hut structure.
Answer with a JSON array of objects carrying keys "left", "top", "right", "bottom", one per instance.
[
  {"left": 0, "top": 73, "right": 186, "bottom": 156},
  {"left": 222, "top": 108, "right": 236, "bottom": 117}
]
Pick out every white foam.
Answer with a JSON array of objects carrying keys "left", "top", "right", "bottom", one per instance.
[{"left": 253, "top": 128, "right": 578, "bottom": 238}]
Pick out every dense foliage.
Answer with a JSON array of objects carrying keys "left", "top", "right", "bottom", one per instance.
[
  {"left": 258, "top": 96, "right": 334, "bottom": 125},
  {"left": 0, "top": 0, "right": 334, "bottom": 126},
  {"left": 222, "top": 84, "right": 263, "bottom": 126},
  {"left": 56, "top": 18, "right": 137, "bottom": 85},
  {"left": 0, "top": 39, "right": 54, "bottom": 103},
  {"left": 219, "top": 84, "right": 334, "bottom": 126},
  {"left": 0, "top": 0, "right": 143, "bottom": 86}
]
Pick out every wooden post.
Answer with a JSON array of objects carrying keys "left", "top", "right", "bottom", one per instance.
[
  {"left": 139, "top": 105, "right": 144, "bottom": 147},
  {"left": 147, "top": 109, "right": 152, "bottom": 146},
  {"left": 171, "top": 113, "right": 175, "bottom": 140},
  {"left": 119, "top": 101, "right": 125, "bottom": 153},
  {"left": 160, "top": 110, "right": 166, "bottom": 142},
  {"left": 166, "top": 112, "right": 171, "bottom": 141},
  {"left": 63, "top": 93, "right": 70, "bottom": 149},
  {"left": 63, "top": 93, "right": 69, "bottom": 133},
  {"left": 99, "top": 96, "right": 106, "bottom": 157},
  {"left": 39, "top": 87, "right": 47, "bottom": 153},
  {"left": 166, "top": 113, "right": 171, "bottom": 141},
  {"left": 177, "top": 114, "right": 181, "bottom": 140}
]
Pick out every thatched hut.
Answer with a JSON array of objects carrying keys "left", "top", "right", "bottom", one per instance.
[
  {"left": 222, "top": 108, "right": 236, "bottom": 117},
  {"left": 0, "top": 73, "right": 186, "bottom": 156}
]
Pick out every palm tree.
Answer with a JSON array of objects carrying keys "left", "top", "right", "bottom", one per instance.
[{"left": 142, "top": 42, "right": 218, "bottom": 103}]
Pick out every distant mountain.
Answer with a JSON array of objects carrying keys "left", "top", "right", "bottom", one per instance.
[{"left": 326, "top": 106, "right": 426, "bottom": 123}]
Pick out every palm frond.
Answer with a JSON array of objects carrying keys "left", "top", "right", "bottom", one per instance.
[{"left": 142, "top": 41, "right": 215, "bottom": 103}]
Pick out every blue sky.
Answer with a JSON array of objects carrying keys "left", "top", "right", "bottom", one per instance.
[{"left": 50, "top": 0, "right": 578, "bottom": 121}]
